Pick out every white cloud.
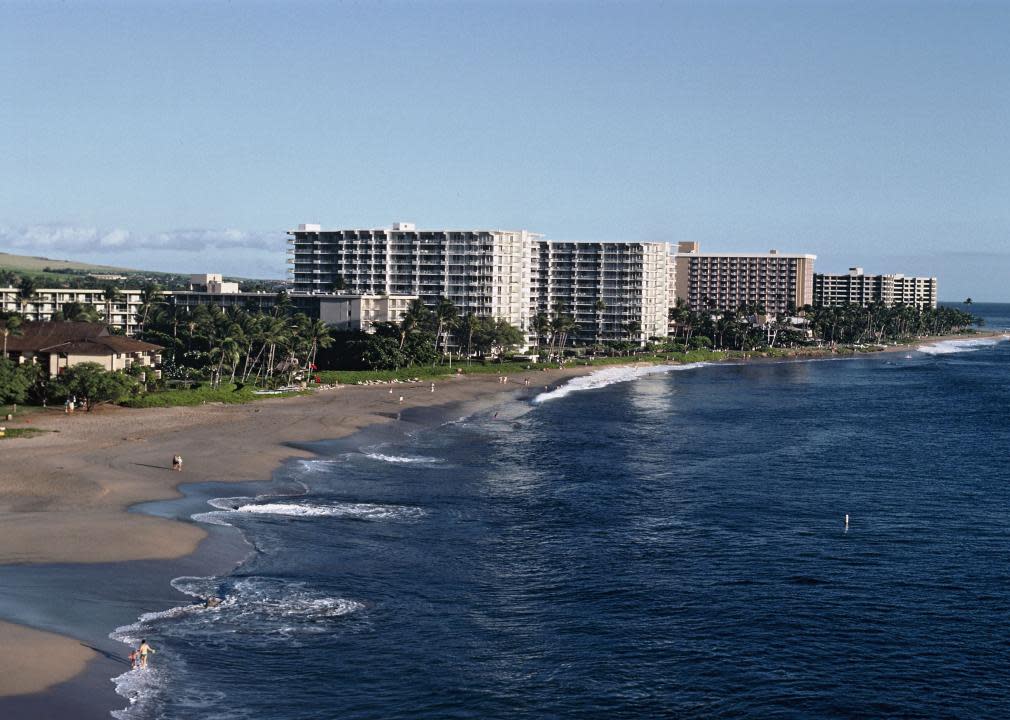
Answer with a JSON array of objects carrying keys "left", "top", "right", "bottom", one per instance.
[{"left": 0, "top": 224, "right": 281, "bottom": 254}]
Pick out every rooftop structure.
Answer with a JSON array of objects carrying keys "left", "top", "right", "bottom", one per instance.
[{"left": 188, "top": 274, "right": 240, "bottom": 294}]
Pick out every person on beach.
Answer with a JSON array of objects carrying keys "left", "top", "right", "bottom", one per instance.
[
  {"left": 172, "top": 454, "right": 183, "bottom": 471},
  {"left": 127, "top": 650, "right": 138, "bottom": 669},
  {"left": 138, "top": 639, "right": 155, "bottom": 669}
]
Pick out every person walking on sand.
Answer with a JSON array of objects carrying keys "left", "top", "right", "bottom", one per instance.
[
  {"left": 138, "top": 639, "right": 155, "bottom": 669},
  {"left": 172, "top": 454, "right": 183, "bottom": 472}
]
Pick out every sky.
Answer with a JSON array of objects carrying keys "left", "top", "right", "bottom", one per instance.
[{"left": 1, "top": 0, "right": 1008, "bottom": 299}]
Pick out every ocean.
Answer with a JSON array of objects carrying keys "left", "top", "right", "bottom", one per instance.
[{"left": 111, "top": 305, "right": 1010, "bottom": 719}]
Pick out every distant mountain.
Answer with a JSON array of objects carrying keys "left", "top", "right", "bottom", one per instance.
[
  {"left": 0, "top": 251, "right": 138, "bottom": 274},
  {"left": 0, "top": 251, "right": 281, "bottom": 290}
]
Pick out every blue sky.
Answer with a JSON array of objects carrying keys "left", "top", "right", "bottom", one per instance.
[{"left": 1, "top": 0, "right": 1007, "bottom": 299}]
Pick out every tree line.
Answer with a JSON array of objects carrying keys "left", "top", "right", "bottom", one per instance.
[{"left": 667, "top": 300, "right": 980, "bottom": 352}]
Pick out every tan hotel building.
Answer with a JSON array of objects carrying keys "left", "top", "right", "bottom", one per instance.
[{"left": 672, "top": 242, "right": 816, "bottom": 314}]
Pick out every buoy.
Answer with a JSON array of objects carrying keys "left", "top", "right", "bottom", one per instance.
[{"left": 845, "top": 514, "right": 850, "bottom": 529}]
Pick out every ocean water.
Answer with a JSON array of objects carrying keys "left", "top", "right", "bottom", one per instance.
[{"left": 111, "top": 316, "right": 1010, "bottom": 719}]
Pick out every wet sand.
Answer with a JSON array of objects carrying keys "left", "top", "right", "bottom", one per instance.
[{"left": 0, "top": 368, "right": 589, "bottom": 700}]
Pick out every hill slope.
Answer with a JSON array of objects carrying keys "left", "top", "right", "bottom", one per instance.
[{"left": 0, "top": 251, "right": 136, "bottom": 274}]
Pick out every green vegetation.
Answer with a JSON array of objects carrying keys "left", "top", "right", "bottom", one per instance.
[
  {"left": 0, "top": 427, "right": 49, "bottom": 440},
  {"left": 49, "top": 362, "right": 140, "bottom": 411},
  {"left": 0, "top": 269, "right": 987, "bottom": 414},
  {"left": 121, "top": 383, "right": 304, "bottom": 408},
  {"left": 0, "top": 256, "right": 280, "bottom": 292},
  {"left": 668, "top": 300, "right": 979, "bottom": 352}
]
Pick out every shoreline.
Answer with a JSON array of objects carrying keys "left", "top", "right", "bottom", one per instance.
[
  {"left": 0, "top": 331, "right": 1001, "bottom": 709},
  {"left": 0, "top": 365, "right": 593, "bottom": 707}
]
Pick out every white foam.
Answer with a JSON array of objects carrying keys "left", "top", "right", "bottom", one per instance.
[
  {"left": 916, "top": 336, "right": 1005, "bottom": 355},
  {"left": 111, "top": 665, "right": 166, "bottom": 720},
  {"left": 206, "top": 496, "right": 254, "bottom": 511},
  {"left": 533, "top": 363, "right": 707, "bottom": 403},
  {"left": 110, "top": 575, "right": 363, "bottom": 717},
  {"left": 232, "top": 501, "right": 425, "bottom": 520},
  {"left": 363, "top": 452, "right": 442, "bottom": 464}
]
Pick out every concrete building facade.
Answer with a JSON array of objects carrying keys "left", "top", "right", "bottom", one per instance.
[
  {"left": 672, "top": 242, "right": 816, "bottom": 314},
  {"left": 813, "top": 268, "right": 938, "bottom": 309},
  {"left": 288, "top": 223, "right": 537, "bottom": 333},
  {"left": 317, "top": 294, "right": 419, "bottom": 333},
  {"left": 531, "top": 241, "right": 670, "bottom": 343},
  {"left": 290, "top": 223, "right": 674, "bottom": 344},
  {"left": 0, "top": 287, "right": 146, "bottom": 334}
]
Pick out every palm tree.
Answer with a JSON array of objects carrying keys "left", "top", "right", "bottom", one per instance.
[
  {"left": 16, "top": 276, "right": 37, "bottom": 318},
  {"left": 594, "top": 298, "right": 606, "bottom": 344},
  {"left": 303, "top": 318, "right": 333, "bottom": 373},
  {"left": 136, "top": 283, "right": 164, "bottom": 330},
  {"left": 625, "top": 319, "right": 642, "bottom": 346},
  {"left": 399, "top": 299, "right": 430, "bottom": 350},
  {"left": 62, "top": 301, "right": 101, "bottom": 323},
  {"left": 1, "top": 314, "right": 22, "bottom": 356},
  {"left": 533, "top": 312, "right": 551, "bottom": 357},
  {"left": 431, "top": 297, "right": 458, "bottom": 366},
  {"left": 102, "top": 285, "right": 122, "bottom": 327}
]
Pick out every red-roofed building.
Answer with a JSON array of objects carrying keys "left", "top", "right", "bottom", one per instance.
[{"left": 1, "top": 321, "right": 163, "bottom": 376}]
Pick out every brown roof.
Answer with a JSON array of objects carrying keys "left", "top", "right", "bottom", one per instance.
[{"left": 0, "top": 321, "right": 162, "bottom": 354}]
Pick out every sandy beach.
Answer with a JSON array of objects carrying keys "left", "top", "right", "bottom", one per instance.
[
  {"left": 0, "top": 367, "right": 591, "bottom": 699},
  {"left": 0, "top": 334, "right": 999, "bottom": 703}
]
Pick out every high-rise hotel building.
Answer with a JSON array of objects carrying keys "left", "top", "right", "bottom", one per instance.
[
  {"left": 288, "top": 222, "right": 537, "bottom": 332},
  {"left": 531, "top": 241, "right": 669, "bottom": 343},
  {"left": 813, "top": 267, "right": 937, "bottom": 309},
  {"left": 288, "top": 223, "right": 671, "bottom": 342},
  {"left": 672, "top": 242, "right": 816, "bottom": 314}
]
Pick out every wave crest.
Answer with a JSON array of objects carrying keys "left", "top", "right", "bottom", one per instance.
[
  {"left": 917, "top": 337, "right": 1005, "bottom": 355},
  {"left": 533, "top": 363, "right": 707, "bottom": 403},
  {"left": 364, "top": 452, "right": 442, "bottom": 464}
]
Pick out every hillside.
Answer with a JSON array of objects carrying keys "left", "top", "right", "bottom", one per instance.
[
  {"left": 0, "top": 251, "right": 135, "bottom": 274},
  {"left": 0, "top": 251, "right": 282, "bottom": 291}
]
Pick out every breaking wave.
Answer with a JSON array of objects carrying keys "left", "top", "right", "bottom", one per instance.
[
  {"left": 194, "top": 497, "right": 424, "bottom": 524},
  {"left": 110, "top": 576, "right": 364, "bottom": 718},
  {"left": 363, "top": 452, "right": 442, "bottom": 464},
  {"left": 533, "top": 363, "right": 708, "bottom": 403},
  {"left": 917, "top": 337, "right": 1005, "bottom": 355}
]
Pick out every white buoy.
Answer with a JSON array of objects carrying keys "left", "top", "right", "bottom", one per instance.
[{"left": 845, "top": 514, "right": 850, "bottom": 529}]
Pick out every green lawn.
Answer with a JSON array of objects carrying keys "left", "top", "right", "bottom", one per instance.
[
  {"left": 313, "top": 349, "right": 731, "bottom": 386},
  {"left": 121, "top": 383, "right": 306, "bottom": 408},
  {"left": 0, "top": 427, "right": 52, "bottom": 439}
]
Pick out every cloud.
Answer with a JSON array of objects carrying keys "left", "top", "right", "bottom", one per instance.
[{"left": 0, "top": 224, "right": 282, "bottom": 254}]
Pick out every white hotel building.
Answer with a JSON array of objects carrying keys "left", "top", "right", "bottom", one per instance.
[
  {"left": 0, "top": 287, "right": 146, "bottom": 334},
  {"left": 813, "top": 267, "right": 938, "bottom": 309},
  {"left": 288, "top": 223, "right": 672, "bottom": 344}
]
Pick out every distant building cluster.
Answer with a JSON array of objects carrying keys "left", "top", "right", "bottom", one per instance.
[
  {"left": 0, "top": 223, "right": 940, "bottom": 345},
  {"left": 813, "top": 267, "right": 937, "bottom": 309},
  {"left": 286, "top": 222, "right": 938, "bottom": 344}
]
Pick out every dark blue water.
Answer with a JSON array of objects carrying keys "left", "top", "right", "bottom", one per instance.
[{"left": 112, "top": 319, "right": 1010, "bottom": 719}]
